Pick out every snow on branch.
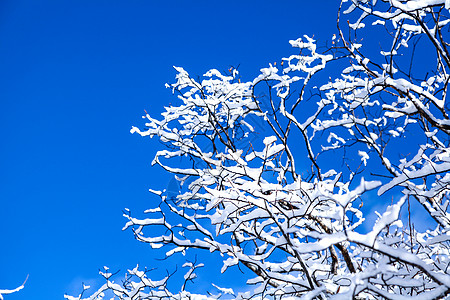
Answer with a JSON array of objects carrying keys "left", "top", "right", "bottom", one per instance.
[{"left": 68, "top": 1, "right": 450, "bottom": 299}]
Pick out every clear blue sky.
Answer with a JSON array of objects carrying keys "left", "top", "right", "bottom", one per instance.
[{"left": 0, "top": 1, "right": 339, "bottom": 298}]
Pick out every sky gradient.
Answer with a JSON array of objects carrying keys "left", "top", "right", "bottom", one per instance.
[{"left": 0, "top": 1, "right": 340, "bottom": 298}]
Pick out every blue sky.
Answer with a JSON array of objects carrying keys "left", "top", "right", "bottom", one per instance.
[{"left": 0, "top": 1, "right": 341, "bottom": 298}]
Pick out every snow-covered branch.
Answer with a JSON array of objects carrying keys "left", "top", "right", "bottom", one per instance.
[{"left": 69, "top": 1, "right": 450, "bottom": 299}]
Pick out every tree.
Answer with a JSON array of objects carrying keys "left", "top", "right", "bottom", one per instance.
[{"left": 67, "top": 0, "right": 450, "bottom": 299}]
